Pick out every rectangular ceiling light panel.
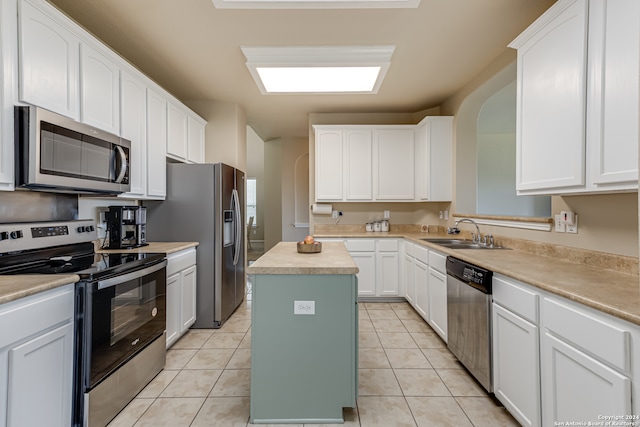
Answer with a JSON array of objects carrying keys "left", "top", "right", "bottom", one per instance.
[
  {"left": 242, "top": 46, "right": 395, "bottom": 95},
  {"left": 213, "top": 0, "right": 419, "bottom": 9}
]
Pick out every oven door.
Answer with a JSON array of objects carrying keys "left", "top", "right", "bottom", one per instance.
[{"left": 77, "top": 259, "right": 167, "bottom": 391}]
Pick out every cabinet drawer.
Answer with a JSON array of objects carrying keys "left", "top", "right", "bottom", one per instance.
[
  {"left": 167, "top": 248, "right": 196, "bottom": 276},
  {"left": 403, "top": 241, "right": 415, "bottom": 257},
  {"left": 543, "top": 297, "right": 630, "bottom": 372},
  {"left": 377, "top": 239, "right": 398, "bottom": 252},
  {"left": 0, "top": 284, "right": 74, "bottom": 349},
  {"left": 414, "top": 245, "right": 429, "bottom": 264},
  {"left": 345, "top": 239, "right": 375, "bottom": 252},
  {"left": 428, "top": 250, "right": 446, "bottom": 274},
  {"left": 493, "top": 275, "right": 539, "bottom": 324}
]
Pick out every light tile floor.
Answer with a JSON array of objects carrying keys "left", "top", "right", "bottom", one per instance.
[{"left": 107, "top": 301, "right": 519, "bottom": 427}]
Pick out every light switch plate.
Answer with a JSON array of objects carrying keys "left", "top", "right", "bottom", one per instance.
[{"left": 294, "top": 300, "right": 315, "bottom": 315}]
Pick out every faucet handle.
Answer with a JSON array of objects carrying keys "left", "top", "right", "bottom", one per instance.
[{"left": 486, "top": 234, "right": 494, "bottom": 247}]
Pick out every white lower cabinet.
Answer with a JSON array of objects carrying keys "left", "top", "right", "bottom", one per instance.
[
  {"left": 542, "top": 330, "right": 631, "bottom": 424},
  {"left": 541, "top": 296, "right": 633, "bottom": 424},
  {"left": 166, "top": 248, "right": 197, "bottom": 348},
  {"left": 343, "top": 239, "right": 399, "bottom": 298},
  {"left": 492, "top": 274, "right": 541, "bottom": 427},
  {"left": 492, "top": 273, "right": 640, "bottom": 425},
  {"left": 0, "top": 284, "right": 75, "bottom": 427},
  {"left": 412, "top": 245, "right": 429, "bottom": 319},
  {"left": 403, "top": 242, "right": 416, "bottom": 304},
  {"left": 402, "top": 241, "right": 447, "bottom": 342}
]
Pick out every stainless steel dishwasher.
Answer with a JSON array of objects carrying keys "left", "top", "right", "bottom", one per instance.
[{"left": 446, "top": 256, "right": 493, "bottom": 393}]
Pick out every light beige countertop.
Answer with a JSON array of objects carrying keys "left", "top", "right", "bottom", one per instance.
[
  {"left": 0, "top": 274, "right": 79, "bottom": 305},
  {"left": 247, "top": 241, "right": 359, "bottom": 275},
  {"left": 96, "top": 241, "right": 199, "bottom": 255},
  {"left": 0, "top": 242, "right": 198, "bottom": 307},
  {"left": 315, "top": 231, "right": 640, "bottom": 326}
]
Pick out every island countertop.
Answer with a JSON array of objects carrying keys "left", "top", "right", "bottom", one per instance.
[{"left": 247, "top": 241, "right": 359, "bottom": 275}]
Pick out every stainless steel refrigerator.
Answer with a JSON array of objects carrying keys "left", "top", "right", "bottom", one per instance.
[{"left": 146, "top": 162, "right": 245, "bottom": 328}]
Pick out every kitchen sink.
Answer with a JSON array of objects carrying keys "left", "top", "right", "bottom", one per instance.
[{"left": 421, "top": 238, "right": 510, "bottom": 250}]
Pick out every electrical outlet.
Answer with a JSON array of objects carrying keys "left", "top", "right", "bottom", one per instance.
[
  {"left": 383, "top": 210, "right": 390, "bottom": 219},
  {"left": 567, "top": 215, "right": 578, "bottom": 234},
  {"left": 331, "top": 210, "right": 338, "bottom": 219},
  {"left": 554, "top": 214, "right": 565, "bottom": 233},
  {"left": 444, "top": 210, "right": 449, "bottom": 220},
  {"left": 294, "top": 300, "right": 315, "bottom": 315},
  {"left": 439, "top": 211, "right": 444, "bottom": 220}
]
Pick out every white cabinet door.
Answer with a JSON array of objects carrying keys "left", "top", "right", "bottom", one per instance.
[
  {"left": 376, "top": 251, "right": 399, "bottom": 296},
  {"left": 493, "top": 304, "right": 540, "bottom": 427},
  {"left": 374, "top": 128, "right": 415, "bottom": 200},
  {"left": 80, "top": 43, "right": 120, "bottom": 134},
  {"left": 415, "top": 117, "right": 453, "bottom": 201},
  {"left": 166, "top": 272, "right": 180, "bottom": 348},
  {"left": 427, "top": 268, "right": 447, "bottom": 341},
  {"left": 350, "top": 252, "right": 376, "bottom": 297},
  {"left": 0, "top": 0, "right": 15, "bottom": 191},
  {"left": 18, "top": 0, "right": 79, "bottom": 119},
  {"left": 119, "top": 70, "right": 147, "bottom": 198},
  {"left": 345, "top": 129, "right": 372, "bottom": 200},
  {"left": 413, "top": 260, "right": 428, "bottom": 319},
  {"left": 7, "top": 322, "right": 73, "bottom": 427},
  {"left": 167, "top": 100, "right": 188, "bottom": 161},
  {"left": 542, "top": 331, "right": 631, "bottom": 425},
  {"left": 315, "top": 129, "right": 343, "bottom": 201},
  {"left": 403, "top": 253, "right": 415, "bottom": 305},
  {"left": 187, "top": 115, "right": 205, "bottom": 164},
  {"left": 586, "top": 0, "right": 639, "bottom": 189},
  {"left": 146, "top": 88, "right": 167, "bottom": 199},
  {"left": 181, "top": 265, "right": 197, "bottom": 331},
  {"left": 512, "top": 0, "right": 588, "bottom": 193}
]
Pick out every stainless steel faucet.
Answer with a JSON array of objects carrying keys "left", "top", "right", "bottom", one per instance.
[{"left": 447, "top": 218, "right": 482, "bottom": 242}]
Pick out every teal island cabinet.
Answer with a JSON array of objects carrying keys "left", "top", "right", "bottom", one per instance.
[{"left": 247, "top": 241, "right": 359, "bottom": 424}]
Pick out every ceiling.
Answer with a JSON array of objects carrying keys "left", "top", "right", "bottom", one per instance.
[{"left": 48, "top": 0, "right": 556, "bottom": 141}]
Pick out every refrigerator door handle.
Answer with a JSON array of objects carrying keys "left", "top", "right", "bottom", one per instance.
[{"left": 231, "top": 188, "right": 241, "bottom": 266}]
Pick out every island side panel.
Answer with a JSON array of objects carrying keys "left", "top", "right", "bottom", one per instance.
[{"left": 250, "top": 273, "right": 357, "bottom": 424}]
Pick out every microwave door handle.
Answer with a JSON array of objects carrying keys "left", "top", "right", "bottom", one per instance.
[{"left": 114, "top": 145, "right": 128, "bottom": 184}]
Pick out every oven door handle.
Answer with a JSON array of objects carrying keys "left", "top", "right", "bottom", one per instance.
[{"left": 97, "top": 260, "right": 167, "bottom": 290}]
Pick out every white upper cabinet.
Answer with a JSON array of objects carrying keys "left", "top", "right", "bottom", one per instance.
[
  {"left": 167, "top": 102, "right": 206, "bottom": 164},
  {"left": 586, "top": 0, "right": 639, "bottom": 189},
  {"left": 80, "top": 43, "right": 120, "bottom": 134},
  {"left": 510, "top": 0, "right": 638, "bottom": 195},
  {"left": 315, "top": 124, "right": 443, "bottom": 202},
  {"left": 167, "top": 100, "right": 189, "bottom": 161},
  {"left": 315, "top": 128, "right": 344, "bottom": 201},
  {"left": 119, "top": 69, "right": 147, "bottom": 198},
  {"left": 374, "top": 127, "right": 414, "bottom": 200},
  {"left": 345, "top": 128, "right": 373, "bottom": 200},
  {"left": 187, "top": 115, "right": 206, "bottom": 164},
  {"left": 147, "top": 87, "right": 167, "bottom": 199},
  {"left": 415, "top": 116, "right": 453, "bottom": 201},
  {"left": 18, "top": 0, "right": 79, "bottom": 119},
  {"left": 0, "top": 0, "right": 16, "bottom": 191}
]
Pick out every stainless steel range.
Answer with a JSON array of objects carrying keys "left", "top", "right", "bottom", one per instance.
[{"left": 0, "top": 219, "right": 167, "bottom": 427}]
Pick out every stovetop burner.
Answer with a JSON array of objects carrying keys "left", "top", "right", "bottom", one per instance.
[{"left": 0, "top": 219, "right": 165, "bottom": 280}]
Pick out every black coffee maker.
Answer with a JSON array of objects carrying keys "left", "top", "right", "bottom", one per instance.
[{"left": 105, "top": 206, "right": 148, "bottom": 249}]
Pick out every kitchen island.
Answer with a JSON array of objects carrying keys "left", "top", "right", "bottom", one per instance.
[{"left": 247, "top": 241, "right": 359, "bottom": 424}]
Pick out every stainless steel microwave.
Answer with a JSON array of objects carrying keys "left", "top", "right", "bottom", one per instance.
[{"left": 14, "top": 106, "right": 131, "bottom": 194}]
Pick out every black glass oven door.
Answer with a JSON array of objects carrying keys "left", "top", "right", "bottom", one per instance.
[{"left": 86, "top": 260, "right": 166, "bottom": 389}]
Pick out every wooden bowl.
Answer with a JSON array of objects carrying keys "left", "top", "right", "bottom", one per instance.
[{"left": 297, "top": 241, "right": 322, "bottom": 253}]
